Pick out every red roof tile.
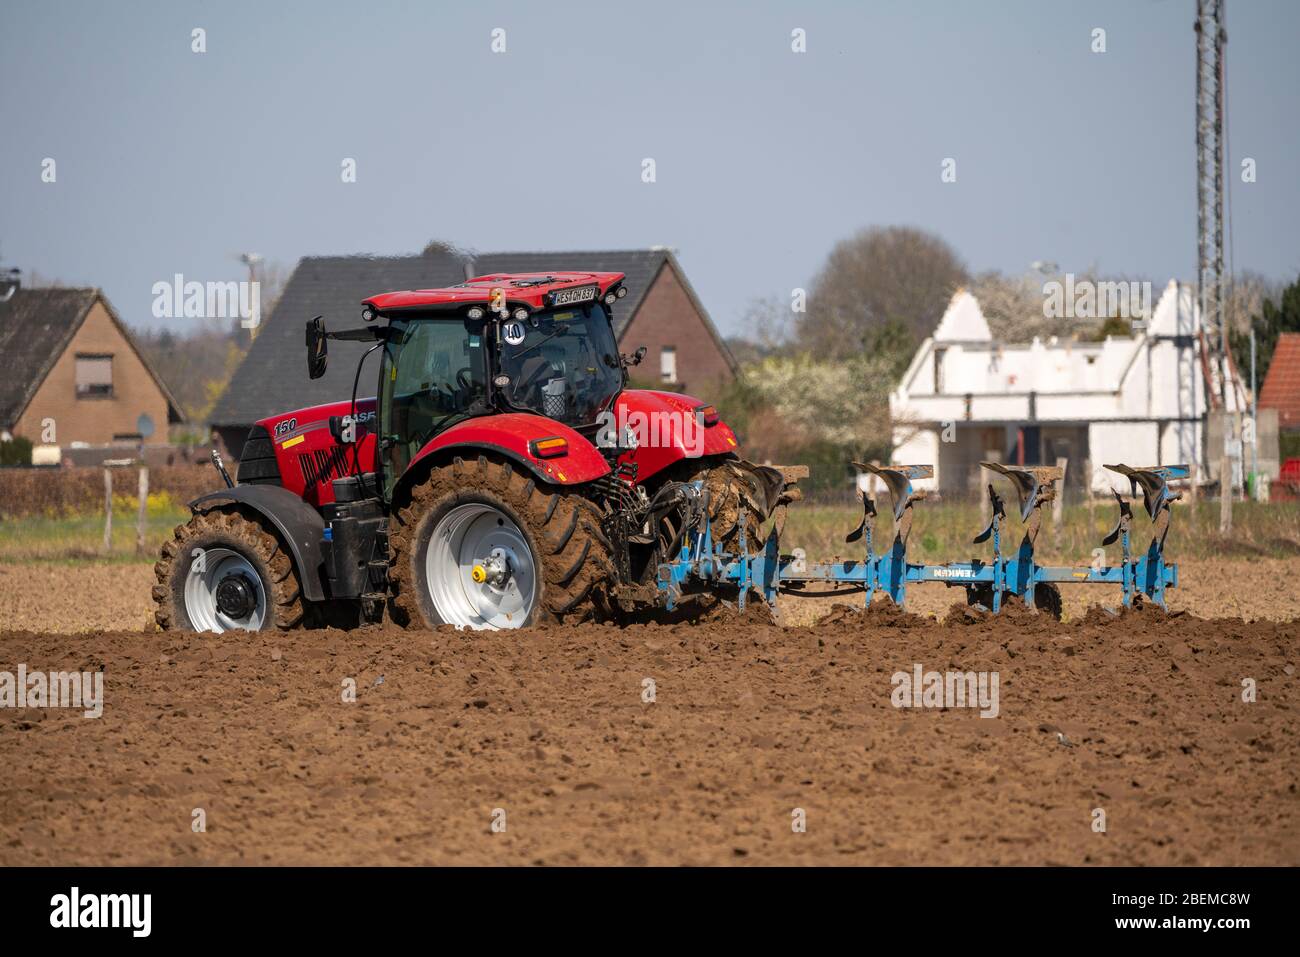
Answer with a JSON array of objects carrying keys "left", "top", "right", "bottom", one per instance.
[{"left": 1260, "top": 333, "right": 1300, "bottom": 430}]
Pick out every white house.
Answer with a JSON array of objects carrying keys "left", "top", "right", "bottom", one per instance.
[{"left": 889, "top": 281, "right": 1245, "bottom": 493}]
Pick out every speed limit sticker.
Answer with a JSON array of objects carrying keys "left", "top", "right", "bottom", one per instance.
[{"left": 503, "top": 321, "right": 527, "bottom": 345}]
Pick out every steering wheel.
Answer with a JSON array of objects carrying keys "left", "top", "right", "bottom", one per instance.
[{"left": 456, "top": 367, "right": 474, "bottom": 393}]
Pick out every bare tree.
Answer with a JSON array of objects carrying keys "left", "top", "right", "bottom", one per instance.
[
  {"left": 1226, "top": 270, "right": 1282, "bottom": 336},
  {"left": 728, "top": 294, "right": 796, "bottom": 363},
  {"left": 798, "top": 225, "right": 968, "bottom": 359},
  {"left": 422, "top": 238, "right": 476, "bottom": 272}
]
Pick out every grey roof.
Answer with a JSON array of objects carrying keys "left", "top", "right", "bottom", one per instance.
[
  {"left": 0, "top": 287, "right": 184, "bottom": 428},
  {"left": 211, "top": 247, "right": 721, "bottom": 429}
]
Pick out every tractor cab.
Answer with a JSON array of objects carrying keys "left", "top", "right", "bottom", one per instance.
[{"left": 308, "top": 272, "right": 632, "bottom": 498}]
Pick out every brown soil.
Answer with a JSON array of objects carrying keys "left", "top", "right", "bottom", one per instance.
[
  {"left": 4, "top": 557, "right": 1297, "bottom": 633},
  {"left": 2, "top": 604, "right": 1296, "bottom": 865}
]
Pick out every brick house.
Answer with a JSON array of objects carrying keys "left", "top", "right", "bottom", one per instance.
[
  {"left": 1259, "top": 332, "right": 1300, "bottom": 460},
  {"left": 1259, "top": 333, "right": 1300, "bottom": 430},
  {"left": 210, "top": 247, "right": 735, "bottom": 456},
  {"left": 0, "top": 282, "right": 183, "bottom": 448}
]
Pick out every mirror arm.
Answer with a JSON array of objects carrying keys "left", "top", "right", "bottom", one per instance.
[{"left": 327, "top": 326, "right": 388, "bottom": 342}]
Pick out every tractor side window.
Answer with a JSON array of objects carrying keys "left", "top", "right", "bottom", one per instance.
[{"left": 379, "top": 317, "right": 485, "bottom": 495}]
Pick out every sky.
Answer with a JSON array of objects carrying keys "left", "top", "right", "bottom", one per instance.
[{"left": 2, "top": 0, "right": 1298, "bottom": 338}]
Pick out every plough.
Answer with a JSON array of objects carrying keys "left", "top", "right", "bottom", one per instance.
[{"left": 655, "top": 462, "right": 1188, "bottom": 619}]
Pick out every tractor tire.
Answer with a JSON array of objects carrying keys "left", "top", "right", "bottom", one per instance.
[
  {"left": 674, "top": 457, "right": 784, "bottom": 553},
  {"left": 153, "top": 507, "right": 305, "bottom": 633},
  {"left": 388, "top": 454, "right": 615, "bottom": 629}
]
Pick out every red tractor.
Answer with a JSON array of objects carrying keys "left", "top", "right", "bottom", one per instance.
[{"left": 155, "top": 272, "right": 785, "bottom": 632}]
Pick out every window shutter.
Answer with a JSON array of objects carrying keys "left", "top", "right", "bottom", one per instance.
[{"left": 75, "top": 354, "right": 113, "bottom": 396}]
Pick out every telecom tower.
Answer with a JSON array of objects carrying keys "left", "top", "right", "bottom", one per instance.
[{"left": 1195, "top": 0, "right": 1233, "bottom": 532}]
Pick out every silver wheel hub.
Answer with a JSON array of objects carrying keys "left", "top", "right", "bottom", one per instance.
[
  {"left": 184, "top": 547, "right": 267, "bottom": 633},
  {"left": 425, "top": 503, "right": 536, "bottom": 629}
]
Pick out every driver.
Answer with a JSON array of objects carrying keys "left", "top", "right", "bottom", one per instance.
[{"left": 512, "top": 353, "right": 560, "bottom": 406}]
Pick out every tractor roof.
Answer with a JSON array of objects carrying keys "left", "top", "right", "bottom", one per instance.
[{"left": 363, "top": 271, "right": 625, "bottom": 314}]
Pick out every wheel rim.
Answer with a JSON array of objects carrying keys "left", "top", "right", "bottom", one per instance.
[
  {"left": 183, "top": 547, "right": 267, "bottom": 633},
  {"left": 425, "top": 503, "right": 536, "bottom": 629}
]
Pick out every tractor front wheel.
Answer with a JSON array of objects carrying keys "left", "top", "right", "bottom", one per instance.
[
  {"left": 388, "top": 455, "right": 614, "bottom": 629},
  {"left": 153, "top": 507, "right": 305, "bottom": 633}
]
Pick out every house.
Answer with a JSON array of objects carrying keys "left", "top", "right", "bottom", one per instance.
[
  {"left": 209, "top": 247, "right": 735, "bottom": 456},
  {"left": 890, "top": 281, "right": 1250, "bottom": 494},
  {"left": 1259, "top": 333, "right": 1300, "bottom": 438},
  {"left": 0, "top": 280, "right": 184, "bottom": 450}
]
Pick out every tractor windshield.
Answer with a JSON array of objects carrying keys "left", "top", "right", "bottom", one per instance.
[{"left": 497, "top": 304, "right": 622, "bottom": 427}]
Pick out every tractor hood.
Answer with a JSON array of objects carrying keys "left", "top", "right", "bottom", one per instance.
[
  {"left": 405, "top": 412, "right": 612, "bottom": 489},
  {"left": 612, "top": 389, "right": 740, "bottom": 479}
]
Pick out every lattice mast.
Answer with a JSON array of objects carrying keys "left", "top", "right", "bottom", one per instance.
[{"left": 1195, "top": 0, "right": 1233, "bottom": 529}]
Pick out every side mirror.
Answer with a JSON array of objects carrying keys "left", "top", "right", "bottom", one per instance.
[{"left": 306, "top": 316, "right": 328, "bottom": 380}]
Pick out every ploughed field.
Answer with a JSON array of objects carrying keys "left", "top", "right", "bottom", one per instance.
[
  {"left": 0, "top": 561, "right": 1296, "bottom": 865},
  {"left": 1, "top": 558, "right": 1296, "bottom": 632}
]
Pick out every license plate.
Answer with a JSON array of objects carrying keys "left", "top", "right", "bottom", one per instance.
[{"left": 551, "top": 285, "right": 597, "bottom": 305}]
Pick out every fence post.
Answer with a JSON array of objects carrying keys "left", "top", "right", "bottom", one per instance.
[
  {"left": 1085, "top": 458, "right": 1095, "bottom": 532},
  {"left": 1052, "top": 457, "right": 1068, "bottom": 529},
  {"left": 136, "top": 466, "right": 149, "bottom": 556},
  {"left": 102, "top": 467, "right": 113, "bottom": 553}
]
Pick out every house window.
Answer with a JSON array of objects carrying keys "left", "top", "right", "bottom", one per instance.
[
  {"left": 660, "top": 346, "right": 677, "bottom": 383},
  {"left": 75, "top": 354, "right": 113, "bottom": 398}
]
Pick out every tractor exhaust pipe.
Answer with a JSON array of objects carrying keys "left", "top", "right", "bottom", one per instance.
[{"left": 211, "top": 448, "right": 235, "bottom": 489}]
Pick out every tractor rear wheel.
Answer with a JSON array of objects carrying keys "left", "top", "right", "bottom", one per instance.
[
  {"left": 388, "top": 455, "right": 614, "bottom": 629},
  {"left": 668, "top": 457, "right": 785, "bottom": 553},
  {"left": 153, "top": 507, "right": 305, "bottom": 632}
]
